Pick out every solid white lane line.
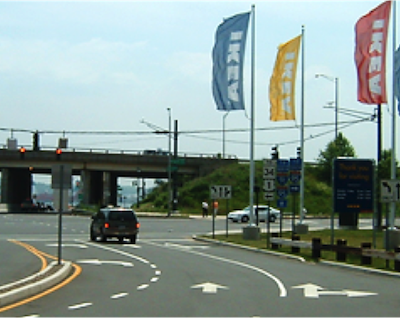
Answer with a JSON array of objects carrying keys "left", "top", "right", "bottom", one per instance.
[{"left": 81, "top": 240, "right": 150, "bottom": 264}]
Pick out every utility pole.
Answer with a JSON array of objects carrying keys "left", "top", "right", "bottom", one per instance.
[{"left": 172, "top": 120, "right": 178, "bottom": 213}]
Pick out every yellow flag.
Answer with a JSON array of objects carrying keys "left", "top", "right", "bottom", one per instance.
[{"left": 269, "top": 35, "right": 301, "bottom": 121}]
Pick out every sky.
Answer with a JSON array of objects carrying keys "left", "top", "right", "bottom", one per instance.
[{"left": 0, "top": 0, "right": 398, "bottom": 170}]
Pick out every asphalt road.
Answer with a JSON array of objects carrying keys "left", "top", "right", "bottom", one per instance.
[{"left": 0, "top": 213, "right": 399, "bottom": 317}]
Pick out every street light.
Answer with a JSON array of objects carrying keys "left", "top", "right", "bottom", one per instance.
[
  {"left": 323, "top": 105, "right": 376, "bottom": 121},
  {"left": 315, "top": 74, "right": 339, "bottom": 141}
]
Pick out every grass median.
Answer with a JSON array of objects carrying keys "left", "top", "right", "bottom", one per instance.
[{"left": 209, "top": 229, "right": 399, "bottom": 273}]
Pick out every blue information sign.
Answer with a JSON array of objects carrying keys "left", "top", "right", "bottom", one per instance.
[
  {"left": 277, "top": 159, "right": 289, "bottom": 172},
  {"left": 277, "top": 199, "right": 288, "bottom": 208},
  {"left": 289, "top": 158, "right": 302, "bottom": 171},
  {"left": 333, "top": 158, "right": 374, "bottom": 214}
]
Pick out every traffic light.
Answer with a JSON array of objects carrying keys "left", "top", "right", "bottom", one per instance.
[
  {"left": 33, "top": 131, "right": 39, "bottom": 151},
  {"left": 56, "top": 148, "right": 62, "bottom": 160},
  {"left": 271, "top": 146, "right": 279, "bottom": 160},
  {"left": 297, "top": 147, "right": 301, "bottom": 158},
  {"left": 19, "top": 147, "right": 26, "bottom": 159}
]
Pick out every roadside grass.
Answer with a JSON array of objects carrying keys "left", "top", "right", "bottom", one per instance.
[{"left": 211, "top": 229, "right": 399, "bottom": 272}]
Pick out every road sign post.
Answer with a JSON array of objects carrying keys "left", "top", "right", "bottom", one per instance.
[
  {"left": 210, "top": 185, "right": 232, "bottom": 239},
  {"left": 263, "top": 159, "right": 276, "bottom": 202},
  {"left": 380, "top": 180, "right": 400, "bottom": 250},
  {"left": 52, "top": 164, "right": 72, "bottom": 265},
  {"left": 276, "top": 159, "right": 289, "bottom": 237},
  {"left": 263, "top": 159, "right": 277, "bottom": 248}
]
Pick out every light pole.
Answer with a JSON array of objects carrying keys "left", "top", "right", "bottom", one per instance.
[
  {"left": 222, "top": 112, "right": 229, "bottom": 158},
  {"left": 316, "top": 74, "right": 339, "bottom": 141},
  {"left": 167, "top": 108, "right": 172, "bottom": 217}
]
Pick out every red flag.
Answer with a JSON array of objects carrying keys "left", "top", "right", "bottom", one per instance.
[{"left": 355, "top": 1, "right": 391, "bottom": 104}]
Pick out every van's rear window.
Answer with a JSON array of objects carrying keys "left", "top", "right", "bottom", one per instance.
[{"left": 109, "top": 211, "right": 136, "bottom": 221}]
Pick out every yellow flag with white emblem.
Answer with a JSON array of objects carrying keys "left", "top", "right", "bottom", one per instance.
[{"left": 269, "top": 35, "right": 301, "bottom": 121}]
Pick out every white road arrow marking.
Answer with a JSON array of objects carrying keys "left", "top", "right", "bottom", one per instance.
[
  {"left": 342, "top": 290, "right": 378, "bottom": 297},
  {"left": 292, "top": 283, "right": 323, "bottom": 298},
  {"left": 292, "top": 283, "right": 377, "bottom": 298},
  {"left": 77, "top": 259, "right": 134, "bottom": 267},
  {"left": 191, "top": 282, "right": 229, "bottom": 294}
]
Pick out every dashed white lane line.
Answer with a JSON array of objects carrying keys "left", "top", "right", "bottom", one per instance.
[
  {"left": 111, "top": 292, "right": 129, "bottom": 299},
  {"left": 68, "top": 302, "right": 93, "bottom": 310},
  {"left": 137, "top": 284, "right": 149, "bottom": 290},
  {"left": 150, "top": 277, "right": 159, "bottom": 283}
]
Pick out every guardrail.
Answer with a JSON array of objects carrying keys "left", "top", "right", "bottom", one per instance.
[{"left": 270, "top": 235, "right": 400, "bottom": 272}]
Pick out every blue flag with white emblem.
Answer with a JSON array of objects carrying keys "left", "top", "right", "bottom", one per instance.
[
  {"left": 212, "top": 12, "right": 250, "bottom": 111},
  {"left": 394, "top": 44, "right": 400, "bottom": 115}
]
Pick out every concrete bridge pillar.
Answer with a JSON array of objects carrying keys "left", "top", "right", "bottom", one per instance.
[
  {"left": 102, "top": 172, "right": 117, "bottom": 207},
  {"left": 80, "top": 170, "right": 103, "bottom": 206},
  {"left": 80, "top": 170, "right": 118, "bottom": 207},
  {"left": 1, "top": 168, "right": 32, "bottom": 206}
]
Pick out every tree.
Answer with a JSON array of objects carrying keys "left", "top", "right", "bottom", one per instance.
[
  {"left": 316, "top": 132, "right": 356, "bottom": 184},
  {"left": 377, "top": 149, "right": 398, "bottom": 180}
]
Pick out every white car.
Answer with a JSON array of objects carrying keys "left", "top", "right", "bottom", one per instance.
[{"left": 227, "top": 205, "right": 281, "bottom": 223}]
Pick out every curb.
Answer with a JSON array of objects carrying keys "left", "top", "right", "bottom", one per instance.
[
  {"left": 192, "top": 235, "right": 306, "bottom": 262},
  {"left": 193, "top": 235, "right": 400, "bottom": 278},
  {"left": 320, "top": 260, "right": 400, "bottom": 278},
  {"left": 0, "top": 261, "right": 72, "bottom": 307}
]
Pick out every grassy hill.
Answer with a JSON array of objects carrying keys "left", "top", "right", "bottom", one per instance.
[{"left": 140, "top": 161, "right": 332, "bottom": 216}]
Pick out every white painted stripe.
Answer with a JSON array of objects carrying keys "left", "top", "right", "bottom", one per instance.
[
  {"left": 68, "top": 302, "right": 92, "bottom": 310},
  {"left": 150, "top": 264, "right": 157, "bottom": 269},
  {"left": 137, "top": 284, "right": 149, "bottom": 290},
  {"left": 155, "top": 270, "right": 161, "bottom": 275},
  {"left": 150, "top": 277, "right": 159, "bottom": 283},
  {"left": 82, "top": 240, "right": 150, "bottom": 264},
  {"left": 111, "top": 292, "right": 128, "bottom": 299},
  {"left": 123, "top": 244, "right": 141, "bottom": 249}
]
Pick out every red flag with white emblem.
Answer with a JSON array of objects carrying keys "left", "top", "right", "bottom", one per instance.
[{"left": 355, "top": 1, "right": 391, "bottom": 104}]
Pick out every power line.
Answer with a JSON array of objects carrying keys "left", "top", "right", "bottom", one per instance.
[
  {"left": 0, "top": 117, "right": 375, "bottom": 136},
  {"left": 0, "top": 116, "right": 375, "bottom": 150}
]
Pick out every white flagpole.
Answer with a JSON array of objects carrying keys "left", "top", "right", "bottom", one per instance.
[
  {"left": 390, "top": 0, "right": 397, "bottom": 229},
  {"left": 249, "top": 4, "right": 256, "bottom": 225},
  {"left": 300, "top": 25, "right": 305, "bottom": 223}
]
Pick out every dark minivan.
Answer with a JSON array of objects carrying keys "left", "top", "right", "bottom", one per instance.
[{"left": 90, "top": 207, "right": 140, "bottom": 243}]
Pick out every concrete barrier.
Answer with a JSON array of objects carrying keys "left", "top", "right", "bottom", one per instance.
[{"left": 0, "top": 261, "right": 72, "bottom": 307}]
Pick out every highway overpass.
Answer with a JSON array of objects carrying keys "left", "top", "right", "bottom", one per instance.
[{"left": 0, "top": 148, "right": 237, "bottom": 209}]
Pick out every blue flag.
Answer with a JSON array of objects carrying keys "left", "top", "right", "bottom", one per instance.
[
  {"left": 212, "top": 12, "right": 250, "bottom": 111},
  {"left": 394, "top": 45, "right": 400, "bottom": 115}
]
